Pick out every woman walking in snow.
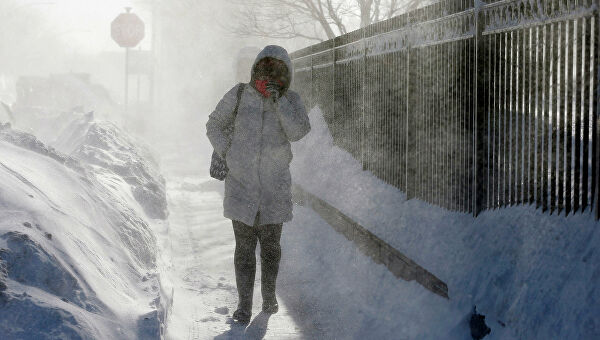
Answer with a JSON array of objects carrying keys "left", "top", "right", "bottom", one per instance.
[{"left": 206, "top": 45, "right": 311, "bottom": 324}]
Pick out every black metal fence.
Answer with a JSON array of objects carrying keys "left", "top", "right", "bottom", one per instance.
[{"left": 290, "top": 0, "right": 600, "bottom": 219}]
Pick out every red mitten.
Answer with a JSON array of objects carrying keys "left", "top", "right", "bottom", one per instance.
[{"left": 255, "top": 79, "right": 271, "bottom": 98}]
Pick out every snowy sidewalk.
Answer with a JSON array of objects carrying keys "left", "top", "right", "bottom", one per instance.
[{"left": 164, "top": 176, "right": 303, "bottom": 340}]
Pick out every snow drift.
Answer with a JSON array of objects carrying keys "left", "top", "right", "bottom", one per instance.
[
  {"left": 52, "top": 114, "right": 168, "bottom": 220},
  {"left": 288, "top": 107, "right": 600, "bottom": 339},
  {"left": 0, "top": 118, "right": 171, "bottom": 339}
]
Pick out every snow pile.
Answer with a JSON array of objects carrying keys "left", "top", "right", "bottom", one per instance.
[
  {"left": 52, "top": 114, "right": 168, "bottom": 220},
  {"left": 288, "top": 107, "right": 600, "bottom": 339},
  {"left": 0, "top": 122, "right": 83, "bottom": 172},
  {"left": 0, "top": 122, "right": 170, "bottom": 339}
]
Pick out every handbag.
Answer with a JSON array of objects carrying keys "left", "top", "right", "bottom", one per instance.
[{"left": 210, "top": 83, "right": 245, "bottom": 180}]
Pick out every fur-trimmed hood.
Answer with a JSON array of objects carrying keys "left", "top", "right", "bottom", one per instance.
[{"left": 250, "top": 45, "right": 293, "bottom": 93}]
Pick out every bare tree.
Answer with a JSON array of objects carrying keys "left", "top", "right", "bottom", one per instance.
[{"left": 229, "top": 0, "right": 424, "bottom": 42}]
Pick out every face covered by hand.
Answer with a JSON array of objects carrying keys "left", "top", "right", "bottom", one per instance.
[{"left": 253, "top": 57, "right": 288, "bottom": 99}]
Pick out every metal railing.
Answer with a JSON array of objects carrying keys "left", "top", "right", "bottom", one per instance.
[{"left": 290, "top": 0, "right": 600, "bottom": 219}]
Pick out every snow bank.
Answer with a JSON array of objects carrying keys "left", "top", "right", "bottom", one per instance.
[
  {"left": 289, "top": 107, "right": 600, "bottom": 339},
  {"left": 0, "top": 122, "right": 170, "bottom": 339},
  {"left": 53, "top": 114, "right": 168, "bottom": 220}
]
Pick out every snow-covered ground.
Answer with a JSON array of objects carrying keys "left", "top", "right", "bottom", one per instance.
[
  {"left": 0, "top": 117, "right": 170, "bottom": 339},
  {"left": 287, "top": 107, "right": 600, "bottom": 339},
  {"left": 159, "top": 105, "right": 598, "bottom": 339},
  {"left": 2, "top": 102, "right": 597, "bottom": 339},
  {"left": 162, "top": 176, "right": 303, "bottom": 340}
]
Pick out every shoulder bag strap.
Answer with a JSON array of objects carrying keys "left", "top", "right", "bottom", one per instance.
[{"left": 232, "top": 83, "right": 245, "bottom": 118}]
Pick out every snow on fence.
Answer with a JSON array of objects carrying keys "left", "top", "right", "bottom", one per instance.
[{"left": 290, "top": 0, "right": 600, "bottom": 219}]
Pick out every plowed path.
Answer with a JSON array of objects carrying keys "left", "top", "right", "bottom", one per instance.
[{"left": 164, "top": 176, "right": 303, "bottom": 340}]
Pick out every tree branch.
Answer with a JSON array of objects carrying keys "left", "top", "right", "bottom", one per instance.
[
  {"left": 371, "top": 0, "right": 381, "bottom": 23},
  {"left": 326, "top": 0, "right": 347, "bottom": 35},
  {"left": 226, "top": 0, "right": 425, "bottom": 42}
]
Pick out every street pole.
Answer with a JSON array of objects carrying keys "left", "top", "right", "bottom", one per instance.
[
  {"left": 125, "top": 46, "right": 129, "bottom": 113},
  {"left": 151, "top": 0, "right": 157, "bottom": 118},
  {"left": 112, "top": 6, "right": 144, "bottom": 116},
  {"left": 137, "top": 46, "right": 142, "bottom": 104}
]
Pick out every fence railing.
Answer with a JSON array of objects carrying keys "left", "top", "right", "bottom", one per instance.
[{"left": 290, "top": 0, "right": 600, "bottom": 219}]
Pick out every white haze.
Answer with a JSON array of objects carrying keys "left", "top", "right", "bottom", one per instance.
[{"left": 0, "top": 0, "right": 314, "bottom": 173}]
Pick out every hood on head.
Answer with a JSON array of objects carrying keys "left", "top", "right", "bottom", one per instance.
[{"left": 250, "top": 45, "right": 293, "bottom": 94}]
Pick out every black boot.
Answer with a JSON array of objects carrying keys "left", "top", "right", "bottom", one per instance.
[
  {"left": 262, "top": 297, "right": 279, "bottom": 314},
  {"left": 232, "top": 308, "right": 252, "bottom": 324}
]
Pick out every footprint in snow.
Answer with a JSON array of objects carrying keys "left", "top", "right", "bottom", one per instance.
[{"left": 214, "top": 307, "right": 229, "bottom": 315}]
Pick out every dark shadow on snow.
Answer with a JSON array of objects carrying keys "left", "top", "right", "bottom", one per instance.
[{"left": 215, "top": 312, "right": 271, "bottom": 340}]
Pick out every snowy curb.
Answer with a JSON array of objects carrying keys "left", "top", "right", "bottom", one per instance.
[{"left": 292, "top": 182, "right": 449, "bottom": 299}]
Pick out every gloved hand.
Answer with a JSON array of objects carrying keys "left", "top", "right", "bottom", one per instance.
[{"left": 266, "top": 80, "right": 283, "bottom": 100}]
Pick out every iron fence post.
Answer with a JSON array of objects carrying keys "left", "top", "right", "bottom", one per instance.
[
  {"left": 332, "top": 39, "right": 336, "bottom": 143},
  {"left": 406, "top": 12, "right": 417, "bottom": 201},
  {"left": 592, "top": 7, "right": 600, "bottom": 221},
  {"left": 473, "top": 1, "right": 489, "bottom": 216},
  {"left": 362, "top": 27, "right": 367, "bottom": 170}
]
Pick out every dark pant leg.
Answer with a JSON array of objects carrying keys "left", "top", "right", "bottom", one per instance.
[
  {"left": 256, "top": 223, "right": 283, "bottom": 303},
  {"left": 232, "top": 220, "right": 258, "bottom": 312}
]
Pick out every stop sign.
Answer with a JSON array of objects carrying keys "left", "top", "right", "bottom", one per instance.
[{"left": 111, "top": 10, "right": 145, "bottom": 48}]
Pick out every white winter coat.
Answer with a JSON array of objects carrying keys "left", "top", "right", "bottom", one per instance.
[{"left": 206, "top": 45, "right": 311, "bottom": 226}]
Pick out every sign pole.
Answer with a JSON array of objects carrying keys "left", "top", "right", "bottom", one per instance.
[
  {"left": 137, "top": 46, "right": 142, "bottom": 104},
  {"left": 125, "top": 46, "right": 129, "bottom": 113},
  {"left": 112, "top": 6, "right": 144, "bottom": 114}
]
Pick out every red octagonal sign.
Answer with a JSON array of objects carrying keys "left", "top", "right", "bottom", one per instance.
[{"left": 111, "top": 10, "right": 145, "bottom": 48}]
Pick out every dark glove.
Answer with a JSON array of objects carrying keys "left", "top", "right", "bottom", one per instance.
[{"left": 266, "top": 80, "right": 283, "bottom": 100}]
